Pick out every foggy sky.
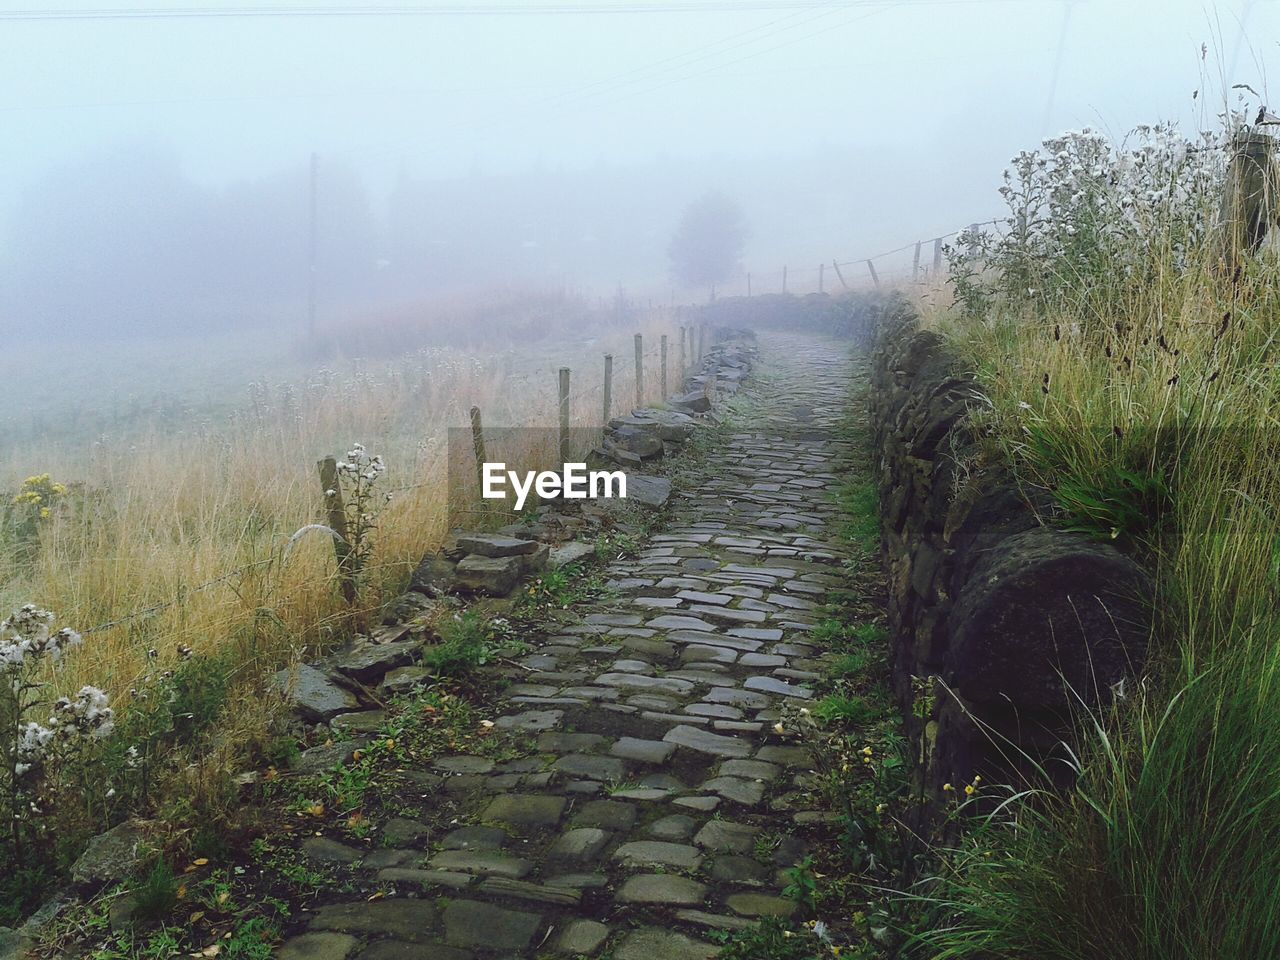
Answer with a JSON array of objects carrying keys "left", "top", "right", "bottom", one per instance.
[{"left": 0, "top": 0, "right": 1276, "bottom": 328}]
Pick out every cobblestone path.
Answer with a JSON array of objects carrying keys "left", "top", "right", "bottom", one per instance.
[{"left": 278, "top": 332, "right": 857, "bottom": 960}]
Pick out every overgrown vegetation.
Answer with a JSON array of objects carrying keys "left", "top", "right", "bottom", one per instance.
[
  {"left": 912, "top": 100, "right": 1280, "bottom": 957},
  {"left": 421, "top": 609, "right": 528, "bottom": 679},
  {"left": 0, "top": 308, "right": 680, "bottom": 926},
  {"left": 40, "top": 621, "right": 531, "bottom": 957}
]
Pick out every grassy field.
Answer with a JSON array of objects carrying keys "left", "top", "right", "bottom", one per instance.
[
  {"left": 0, "top": 288, "right": 685, "bottom": 916},
  {"left": 905, "top": 117, "right": 1280, "bottom": 957}
]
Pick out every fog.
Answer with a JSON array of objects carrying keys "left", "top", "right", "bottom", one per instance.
[{"left": 0, "top": 0, "right": 1276, "bottom": 340}]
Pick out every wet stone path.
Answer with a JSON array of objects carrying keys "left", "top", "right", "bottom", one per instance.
[{"left": 278, "top": 332, "right": 856, "bottom": 960}]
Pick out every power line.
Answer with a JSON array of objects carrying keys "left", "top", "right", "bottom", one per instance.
[
  {"left": 1041, "top": 0, "right": 1074, "bottom": 134},
  {"left": 516, "top": 0, "right": 850, "bottom": 113},
  {"left": 582, "top": 2, "right": 891, "bottom": 109},
  {"left": 0, "top": 1, "right": 1052, "bottom": 20},
  {"left": 0, "top": 50, "right": 1020, "bottom": 113},
  {"left": 359, "top": 0, "right": 855, "bottom": 160}
]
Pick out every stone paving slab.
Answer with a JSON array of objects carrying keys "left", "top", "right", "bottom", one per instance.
[{"left": 276, "top": 332, "right": 855, "bottom": 958}]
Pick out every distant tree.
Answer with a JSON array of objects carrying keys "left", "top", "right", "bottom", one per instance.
[{"left": 667, "top": 191, "right": 748, "bottom": 287}]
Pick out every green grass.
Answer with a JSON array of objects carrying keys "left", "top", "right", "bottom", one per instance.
[
  {"left": 838, "top": 477, "right": 880, "bottom": 556},
  {"left": 826, "top": 650, "right": 872, "bottom": 679},
  {"left": 812, "top": 692, "right": 876, "bottom": 725},
  {"left": 131, "top": 860, "right": 179, "bottom": 922},
  {"left": 911, "top": 639, "right": 1280, "bottom": 958}
]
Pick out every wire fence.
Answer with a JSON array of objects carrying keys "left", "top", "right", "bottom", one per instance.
[
  {"left": 68, "top": 218, "right": 1002, "bottom": 642},
  {"left": 704, "top": 218, "right": 1006, "bottom": 300},
  {"left": 69, "top": 314, "right": 701, "bottom": 639}
]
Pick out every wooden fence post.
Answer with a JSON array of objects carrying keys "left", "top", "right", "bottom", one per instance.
[
  {"left": 679, "top": 327, "right": 686, "bottom": 380},
  {"left": 912, "top": 241, "right": 922, "bottom": 281},
  {"left": 660, "top": 334, "right": 668, "bottom": 399},
  {"left": 819, "top": 262, "right": 825, "bottom": 293},
  {"left": 602, "top": 354, "right": 613, "bottom": 427},
  {"left": 698, "top": 323, "right": 707, "bottom": 363},
  {"left": 866, "top": 259, "right": 880, "bottom": 289},
  {"left": 747, "top": 272, "right": 752, "bottom": 297},
  {"left": 832, "top": 259, "right": 848, "bottom": 289},
  {"left": 317, "top": 455, "right": 356, "bottom": 604},
  {"left": 558, "top": 368, "right": 571, "bottom": 462},
  {"left": 634, "top": 333, "right": 644, "bottom": 409},
  {"left": 469, "top": 405, "right": 487, "bottom": 498},
  {"left": 782, "top": 265, "right": 788, "bottom": 293},
  {"left": 1220, "top": 129, "right": 1278, "bottom": 272},
  {"left": 933, "top": 237, "right": 944, "bottom": 273}
]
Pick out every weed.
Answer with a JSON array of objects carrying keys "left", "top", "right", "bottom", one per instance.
[
  {"left": 221, "top": 918, "right": 278, "bottom": 960},
  {"left": 811, "top": 618, "right": 884, "bottom": 653},
  {"left": 781, "top": 857, "right": 818, "bottom": 915},
  {"left": 131, "top": 859, "right": 178, "bottom": 921},
  {"left": 0, "top": 861, "right": 55, "bottom": 928},
  {"left": 812, "top": 692, "right": 874, "bottom": 725},
  {"left": 837, "top": 478, "right": 879, "bottom": 555},
  {"left": 595, "top": 531, "right": 639, "bottom": 561},
  {"left": 520, "top": 565, "right": 607, "bottom": 609},
  {"left": 715, "top": 917, "right": 825, "bottom": 960},
  {"left": 421, "top": 611, "right": 519, "bottom": 678},
  {"left": 826, "top": 651, "right": 871, "bottom": 679},
  {"left": 0, "top": 606, "right": 111, "bottom": 864}
]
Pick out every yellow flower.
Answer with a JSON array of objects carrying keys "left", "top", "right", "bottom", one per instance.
[
  {"left": 861, "top": 746, "right": 873, "bottom": 756},
  {"left": 39, "top": 507, "right": 50, "bottom": 519},
  {"left": 964, "top": 784, "right": 976, "bottom": 796},
  {"left": 972, "top": 775, "right": 982, "bottom": 784},
  {"left": 942, "top": 782, "right": 954, "bottom": 792},
  {"left": 875, "top": 803, "right": 886, "bottom": 814}
]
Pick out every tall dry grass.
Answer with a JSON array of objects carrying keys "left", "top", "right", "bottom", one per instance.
[{"left": 1, "top": 298, "right": 685, "bottom": 811}]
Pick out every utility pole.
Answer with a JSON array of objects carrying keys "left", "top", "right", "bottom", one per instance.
[
  {"left": 308, "top": 151, "right": 319, "bottom": 341},
  {"left": 1041, "top": 1, "right": 1076, "bottom": 134},
  {"left": 1229, "top": 0, "right": 1257, "bottom": 84}
]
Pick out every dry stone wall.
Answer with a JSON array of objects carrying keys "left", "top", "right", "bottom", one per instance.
[{"left": 868, "top": 297, "right": 1152, "bottom": 811}]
